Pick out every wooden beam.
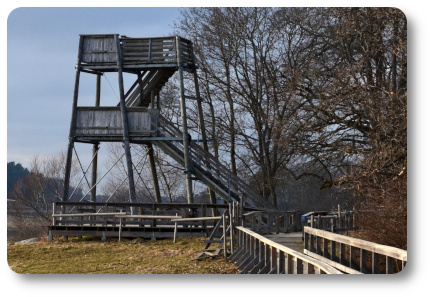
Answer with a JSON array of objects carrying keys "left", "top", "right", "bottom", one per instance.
[
  {"left": 147, "top": 144, "right": 161, "bottom": 203},
  {"left": 90, "top": 73, "right": 101, "bottom": 202},
  {"left": 114, "top": 34, "right": 137, "bottom": 213},
  {"left": 176, "top": 36, "right": 193, "bottom": 204},
  {"left": 63, "top": 35, "right": 84, "bottom": 203}
]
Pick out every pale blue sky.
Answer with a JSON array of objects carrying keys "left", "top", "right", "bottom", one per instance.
[{"left": 7, "top": 7, "right": 182, "bottom": 168}]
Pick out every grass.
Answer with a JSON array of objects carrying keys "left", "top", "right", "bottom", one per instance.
[{"left": 7, "top": 237, "right": 239, "bottom": 274}]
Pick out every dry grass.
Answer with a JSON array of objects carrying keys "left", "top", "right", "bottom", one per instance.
[{"left": 7, "top": 237, "right": 239, "bottom": 274}]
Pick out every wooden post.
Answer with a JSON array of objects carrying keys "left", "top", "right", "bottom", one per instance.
[
  {"left": 331, "top": 241, "right": 337, "bottom": 262},
  {"left": 156, "top": 92, "right": 160, "bottom": 110},
  {"left": 323, "top": 238, "right": 329, "bottom": 258},
  {"left": 63, "top": 35, "right": 84, "bottom": 202},
  {"left": 118, "top": 217, "right": 122, "bottom": 242},
  {"left": 316, "top": 235, "right": 322, "bottom": 255},
  {"left": 240, "top": 195, "right": 244, "bottom": 227},
  {"left": 222, "top": 214, "right": 227, "bottom": 258},
  {"left": 90, "top": 73, "right": 101, "bottom": 202},
  {"left": 115, "top": 34, "right": 137, "bottom": 214},
  {"left": 173, "top": 213, "right": 178, "bottom": 243},
  {"left": 147, "top": 144, "right": 161, "bottom": 203},
  {"left": 338, "top": 204, "right": 342, "bottom": 229},
  {"left": 137, "top": 71, "right": 144, "bottom": 107},
  {"left": 259, "top": 241, "right": 264, "bottom": 267},
  {"left": 340, "top": 243, "right": 346, "bottom": 265},
  {"left": 270, "top": 246, "right": 277, "bottom": 272},
  {"left": 175, "top": 36, "right": 193, "bottom": 204},
  {"left": 229, "top": 202, "right": 234, "bottom": 254},
  {"left": 150, "top": 90, "right": 155, "bottom": 109},
  {"left": 52, "top": 203, "right": 56, "bottom": 226},
  {"left": 386, "top": 256, "right": 394, "bottom": 274},
  {"left": 265, "top": 244, "right": 271, "bottom": 268},
  {"left": 372, "top": 252, "right": 380, "bottom": 274},
  {"left": 350, "top": 246, "right": 357, "bottom": 269},
  {"left": 360, "top": 249, "right": 367, "bottom": 273},
  {"left": 352, "top": 206, "right": 356, "bottom": 229},
  {"left": 294, "top": 258, "right": 303, "bottom": 274},
  {"left": 284, "top": 253, "right": 292, "bottom": 274}
]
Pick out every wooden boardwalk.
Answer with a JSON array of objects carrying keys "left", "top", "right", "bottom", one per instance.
[{"left": 264, "top": 232, "right": 304, "bottom": 253}]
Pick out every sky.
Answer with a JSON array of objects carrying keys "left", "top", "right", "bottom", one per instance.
[{"left": 7, "top": 7, "right": 182, "bottom": 168}]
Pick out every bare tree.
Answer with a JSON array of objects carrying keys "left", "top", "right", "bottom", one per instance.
[
  {"left": 175, "top": 8, "right": 407, "bottom": 248},
  {"left": 8, "top": 151, "right": 78, "bottom": 241}
]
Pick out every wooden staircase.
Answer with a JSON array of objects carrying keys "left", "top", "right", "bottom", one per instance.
[
  {"left": 147, "top": 112, "right": 274, "bottom": 210},
  {"left": 193, "top": 209, "right": 232, "bottom": 260},
  {"left": 123, "top": 68, "right": 176, "bottom": 107}
]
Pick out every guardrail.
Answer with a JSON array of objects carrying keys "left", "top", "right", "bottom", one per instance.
[
  {"left": 80, "top": 35, "right": 193, "bottom": 67},
  {"left": 52, "top": 201, "right": 228, "bottom": 227},
  {"left": 303, "top": 226, "right": 407, "bottom": 274},
  {"left": 230, "top": 226, "right": 343, "bottom": 274},
  {"left": 243, "top": 210, "right": 303, "bottom": 234},
  {"left": 301, "top": 206, "right": 357, "bottom": 234}
]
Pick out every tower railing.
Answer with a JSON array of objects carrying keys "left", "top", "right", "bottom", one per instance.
[{"left": 80, "top": 35, "right": 193, "bottom": 69}]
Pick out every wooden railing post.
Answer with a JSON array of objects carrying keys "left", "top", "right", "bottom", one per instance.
[
  {"left": 360, "top": 249, "right": 368, "bottom": 273},
  {"left": 295, "top": 258, "right": 303, "bottom": 274},
  {"left": 372, "top": 253, "right": 380, "bottom": 274},
  {"left": 386, "top": 256, "right": 394, "bottom": 274},
  {"left": 285, "top": 253, "right": 293, "bottom": 274},
  {"left": 222, "top": 214, "right": 227, "bottom": 258}
]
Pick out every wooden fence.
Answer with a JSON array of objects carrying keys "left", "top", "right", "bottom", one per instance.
[
  {"left": 52, "top": 201, "right": 229, "bottom": 226},
  {"left": 303, "top": 226, "right": 407, "bottom": 274},
  {"left": 230, "top": 226, "right": 343, "bottom": 274},
  {"left": 301, "top": 206, "right": 356, "bottom": 234},
  {"left": 242, "top": 210, "right": 303, "bottom": 234},
  {"left": 80, "top": 35, "right": 193, "bottom": 67},
  {"left": 75, "top": 107, "right": 158, "bottom": 139}
]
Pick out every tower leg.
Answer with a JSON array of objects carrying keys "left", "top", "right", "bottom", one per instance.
[
  {"left": 90, "top": 74, "right": 101, "bottom": 202},
  {"left": 63, "top": 35, "right": 84, "bottom": 204},
  {"left": 190, "top": 42, "right": 217, "bottom": 212},
  {"left": 176, "top": 36, "right": 194, "bottom": 204},
  {"left": 147, "top": 144, "right": 162, "bottom": 203},
  {"left": 115, "top": 34, "right": 138, "bottom": 214}
]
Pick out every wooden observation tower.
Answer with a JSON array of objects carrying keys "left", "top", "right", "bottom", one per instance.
[{"left": 62, "top": 34, "right": 273, "bottom": 214}]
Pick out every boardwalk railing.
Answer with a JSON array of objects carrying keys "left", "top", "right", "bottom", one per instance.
[
  {"left": 51, "top": 201, "right": 228, "bottom": 228},
  {"left": 303, "top": 226, "right": 407, "bottom": 274},
  {"left": 229, "top": 226, "right": 343, "bottom": 274},
  {"left": 243, "top": 210, "right": 303, "bottom": 234},
  {"left": 301, "top": 206, "right": 356, "bottom": 234}
]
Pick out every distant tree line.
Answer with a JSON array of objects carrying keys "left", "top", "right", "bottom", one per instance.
[{"left": 7, "top": 162, "right": 29, "bottom": 197}]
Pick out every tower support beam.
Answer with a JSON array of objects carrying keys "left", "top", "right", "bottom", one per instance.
[
  {"left": 63, "top": 35, "right": 84, "bottom": 203},
  {"left": 147, "top": 144, "right": 162, "bottom": 203},
  {"left": 115, "top": 34, "right": 138, "bottom": 213},
  {"left": 176, "top": 36, "right": 194, "bottom": 204},
  {"left": 90, "top": 73, "right": 102, "bottom": 202}
]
